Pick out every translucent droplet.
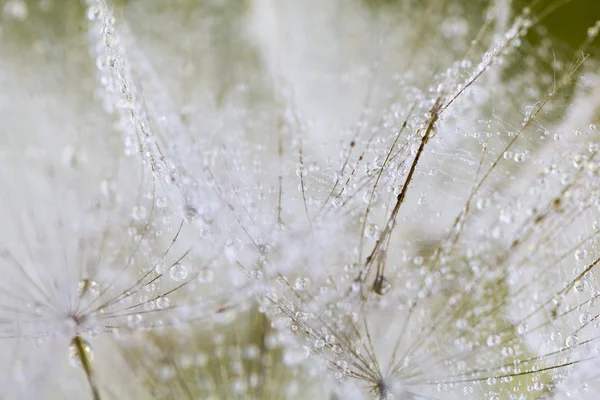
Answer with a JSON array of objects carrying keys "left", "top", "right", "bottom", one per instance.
[
  {"left": 183, "top": 205, "right": 198, "bottom": 223},
  {"left": 145, "top": 283, "right": 156, "bottom": 293},
  {"left": 336, "top": 359, "right": 347, "bottom": 370},
  {"left": 127, "top": 314, "right": 143, "bottom": 328},
  {"left": 95, "top": 55, "right": 113, "bottom": 71},
  {"left": 476, "top": 197, "right": 490, "bottom": 210},
  {"left": 169, "top": 264, "right": 188, "bottom": 282},
  {"left": 373, "top": 275, "right": 391, "bottom": 295},
  {"left": 86, "top": 6, "right": 100, "bottom": 21},
  {"left": 155, "top": 264, "right": 167, "bottom": 274},
  {"left": 68, "top": 338, "right": 93, "bottom": 368},
  {"left": 156, "top": 296, "right": 170, "bottom": 310},
  {"left": 575, "top": 248, "right": 587, "bottom": 260},
  {"left": 513, "top": 153, "right": 525, "bottom": 163},
  {"left": 574, "top": 280, "right": 585, "bottom": 293},
  {"left": 364, "top": 224, "right": 380, "bottom": 240},
  {"left": 332, "top": 197, "right": 344, "bottom": 207},
  {"left": 78, "top": 279, "right": 100, "bottom": 298},
  {"left": 143, "top": 299, "right": 155, "bottom": 311},
  {"left": 486, "top": 334, "right": 501, "bottom": 347},
  {"left": 295, "top": 276, "right": 310, "bottom": 291},
  {"left": 250, "top": 269, "right": 263, "bottom": 280},
  {"left": 565, "top": 334, "right": 579, "bottom": 348},
  {"left": 296, "top": 166, "right": 307, "bottom": 177},
  {"left": 580, "top": 312, "right": 591, "bottom": 324},
  {"left": 156, "top": 197, "right": 167, "bottom": 208}
]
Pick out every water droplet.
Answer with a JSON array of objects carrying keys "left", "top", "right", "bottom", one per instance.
[
  {"left": 156, "top": 197, "right": 167, "bottom": 208},
  {"left": 86, "top": 6, "right": 100, "bottom": 21},
  {"left": 476, "top": 197, "right": 490, "bottom": 210},
  {"left": 296, "top": 166, "right": 307, "bottom": 177},
  {"left": 566, "top": 334, "right": 579, "bottom": 348},
  {"left": 156, "top": 296, "right": 170, "bottom": 309},
  {"left": 169, "top": 264, "right": 188, "bottom": 282},
  {"left": 78, "top": 279, "right": 100, "bottom": 298},
  {"left": 486, "top": 334, "right": 501, "bottom": 347},
  {"left": 580, "top": 312, "right": 591, "bottom": 324},
  {"left": 127, "top": 314, "right": 143, "bottom": 328},
  {"left": 250, "top": 269, "right": 263, "bottom": 280},
  {"left": 183, "top": 205, "right": 198, "bottom": 223},
  {"left": 373, "top": 275, "right": 391, "bottom": 295},
  {"left": 575, "top": 248, "right": 587, "bottom": 260},
  {"left": 364, "top": 224, "right": 380, "bottom": 240},
  {"left": 68, "top": 338, "right": 93, "bottom": 368},
  {"left": 332, "top": 197, "right": 344, "bottom": 207},
  {"left": 295, "top": 276, "right": 310, "bottom": 291},
  {"left": 513, "top": 153, "right": 525, "bottom": 163}
]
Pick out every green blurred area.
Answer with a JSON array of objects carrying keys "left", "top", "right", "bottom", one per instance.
[
  {"left": 524, "top": 0, "right": 600, "bottom": 50},
  {"left": 6, "top": 0, "right": 598, "bottom": 55},
  {"left": 363, "top": 0, "right": 600, "bottom": 56}
]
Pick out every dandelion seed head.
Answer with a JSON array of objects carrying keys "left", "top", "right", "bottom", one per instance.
[{"left": 1, "top": 0, "right": 600, "bottom": 398}]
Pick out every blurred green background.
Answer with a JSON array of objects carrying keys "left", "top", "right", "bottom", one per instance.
[
  {"left": 523, "top": 0, "right": 600, "bottom": 50},
  {"left": 363, "top": 0, "right": 600, "bottom": 57}
]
